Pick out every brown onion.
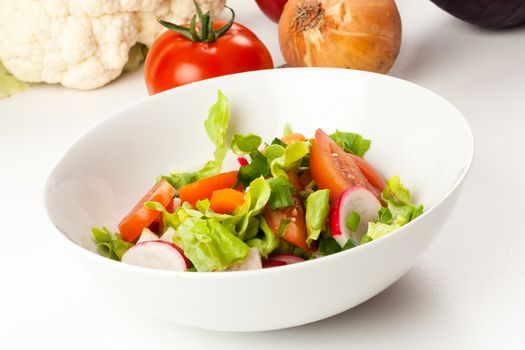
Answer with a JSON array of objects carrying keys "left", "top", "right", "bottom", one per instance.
[{"left": 278, "top": 0, "right": 402, "bottom": 73}]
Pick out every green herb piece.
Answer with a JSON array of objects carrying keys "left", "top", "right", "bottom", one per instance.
[
  {"left": 237, "top": 150, "right": 269, "bottom": 186},
  {"left": 329, "top": 130, "right": 371, "bottom": 157},
  {"left": 267, "top": 176, "right": 295, "bottom": 210},
  {"left": 231, "top": 133, "right": 262, "bottom": 155},
  {"left": 346, "top": 211, "right": 361, "bottom": 233}
]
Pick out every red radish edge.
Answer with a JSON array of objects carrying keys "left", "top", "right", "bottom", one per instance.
[
  {"left": 268, "top": 254, "right": 305, "bottom": 265},
  {"left": 237, "top": 157, "right": 249, "bottom": 166},
  {"left": 262, "top": 260, "right": 287, "bottom": 268},
  {"left": 329, "top": 186, "right": 381, "bottom": 247}
]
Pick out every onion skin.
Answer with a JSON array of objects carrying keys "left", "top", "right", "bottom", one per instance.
[{"left": 278, "top": 0, "right": 402, "bottom": 73}]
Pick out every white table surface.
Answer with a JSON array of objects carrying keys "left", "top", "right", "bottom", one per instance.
[{"left": 1, "top": 1, "right": 524, "bottom": 348}]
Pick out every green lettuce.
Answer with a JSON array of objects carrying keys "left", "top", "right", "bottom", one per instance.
[
  {"left": 159, "top": 176, "right": 271, "bottom": 241},
  {"left": 231, "top": 133, "right": 262, "bottom": 155},
  {"left": 267, "top": 176, "right": 295, "bottom": 210},
  {"left": 270, "top": 141, "right": 310, "bottom": 178},
  {"left": 361, "top": 176, "right": 424, "bottom": 243},
  {"left": 264, "top": 144, "right": 285, "bottom": 164},
  {"left": 246, "top": 217, "right": 279, "bottom": 259},
  {"left": 0, "top": 61, "right": 30, "bottom": 99},
  {"left": 161, "top": 90, "right": 230, "bottom": 189},
  {"left": 91, "top": 227, "right": 133, "bottom": 261},
  {"left": 225, "top": 176, "right": 271, "bottom": 239},
  {"left": 305, "top": 189, "right": 330, "bottom": 245},
  {"left": 330, "top": 130, "right": 371, "bottom": 157},
  {"left": 173, "top": 218, "right": 250, "bottom": 272}
]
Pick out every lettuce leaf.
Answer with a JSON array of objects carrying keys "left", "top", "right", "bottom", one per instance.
[
  {"left": 267, "top": 176, "right": 295, "bottom": 210},
  {"left": 161, "top": 90, "right": 230, "bottom": 189},
  {"left": 0, "top": 61, "right": 30, "bottom": 99},
  {"left": 173, "top": 218, "right": 250, "bottom": 272},
  {"left": 225, "top": 176, "right": 271, "bottom": 240},
  {"left": 361, "top": 176, "right": 424, "bottom": 244},
  {"left": 270, "top": 141, "right": 310, "bottom": 178},
  {"left": 161, "top": 176, "right": 271, "bottom": 241},
  {"left": 91, "top": 227, "right": 133, "bottom": 261},
  {"left": 305, "top": 189, "right": 330, "bottom": 245},
  {"left": 330, "top": 130, "right": 371, "bottom": 157},
  {"left": 246, "top": 217, "right": 279, "bottom": 259},
  {"left": 231, "top": 133, "right": 262, "bottom": 155}
]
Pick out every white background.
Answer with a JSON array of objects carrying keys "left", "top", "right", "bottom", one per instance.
[{"left": 1, "top": 0, "right": 524, "bottom": 348}]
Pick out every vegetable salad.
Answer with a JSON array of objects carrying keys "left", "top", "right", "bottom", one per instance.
[{"left": 92, "top": 91, "right": 423, "bottom": 272}]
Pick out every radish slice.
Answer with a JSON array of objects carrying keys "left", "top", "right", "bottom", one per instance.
[
  {"left": 330, "top": 186, "right": 381, "bottom": 247},
  {"left": 262, "top": 260, "right": 287, "bottom": 268},
  {"left": 267, "top": 254, "right": 304, "bottom": 265},
  {"left": 159, "top": 227, "right": 175, "bottom": 243},
  {"left": 137, "top": 228, "right": 159, "bottom": 243},
  {"left": 226, "top": 248, "right": 262, "bottom": 271},
  {"left": 262, "top": 254, "right": 304, "bottom": 268},
  {"left": 121, "top": 241, "right": 188, "bottom": 271}
]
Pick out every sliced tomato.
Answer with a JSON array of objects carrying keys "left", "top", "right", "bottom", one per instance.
[
  {"left": 262, "top": 196, "right": 311, "bottom": 252},
  {"left": 310, "top": 129, "right": 381, "bottom": 202},
  {"left": 349, "top": 154, "right": 386, "bottom": 192},
  {"left": 178, "top": 171, "right": 238, "bottom": 206},
  {"left": 287, "top": 170, "right": 303, "bottom": 192},
  {"left": 118, "top": 180, "right": 176, "bottom": 242}
]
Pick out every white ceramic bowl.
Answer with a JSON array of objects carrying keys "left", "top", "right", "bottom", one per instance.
[{"left": 44, "top": 68, "right": 474, "bottom": 332}]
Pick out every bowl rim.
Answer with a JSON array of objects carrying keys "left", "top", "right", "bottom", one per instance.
[{"left": 43, "top": 67, "right": 475, "bottom": 278}]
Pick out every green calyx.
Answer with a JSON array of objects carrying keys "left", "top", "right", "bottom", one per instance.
[{"left": 159, "top": 0, "right": 235, "bottom": 43}]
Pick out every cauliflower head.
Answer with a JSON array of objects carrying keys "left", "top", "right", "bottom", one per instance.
[{"left": 0, "top": 0, "right": 225, "bottom": 90}]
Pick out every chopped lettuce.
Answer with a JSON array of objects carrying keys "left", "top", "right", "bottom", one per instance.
[
  {"left": 305, "top": 189, "right": 330, "bottom": 245},
  {"left": 267, "top": 176, "right": 295, "bottom": 210},
  {"left": 246, "top": 217, "right": 279, "bottom": 259},
  {"left": 270, "top": 141, "right": 310, "bottom": 178},
  {"left": 227, "top": 176, "right": 271, "bottom": 239},
  {"left": 231, "top": 133, "right": 262, "bottom": 155},
  {"left": 0, "top": 61, "right": 30, "bottom": 99},
  {"left": 264, "top": 144, "right": 285, "bottom": 163},
  {"left": 91, "top": 227, "right": 133, "bottom": 261},
  {"left": 330, "top": 130, "right": 371, "bottom": 157},
  {"left": 361, "top": 176, "right": 424, "bottom": 244},
  {"left": 173, "top": 218, "right": 250, "bottom": 272},
  {"left": 161, "top": 90, "right": 230, "bottom": 189}
]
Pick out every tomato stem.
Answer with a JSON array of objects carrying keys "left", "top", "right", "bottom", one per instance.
[{"left": 158, "top": 0, "right": 235, "bottom": 43}]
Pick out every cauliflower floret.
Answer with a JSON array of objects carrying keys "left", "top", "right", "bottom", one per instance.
[{"left": 0, "top": 0, "right": 225, "bottom": 90}]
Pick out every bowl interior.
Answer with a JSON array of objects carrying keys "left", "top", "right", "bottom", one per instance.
[{"left": 44, "top": 68, "right": 473, "bottom": 253}]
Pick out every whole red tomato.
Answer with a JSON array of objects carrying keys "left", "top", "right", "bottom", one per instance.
[
  {"left": 145, "top": 13, "right": 273, "bottom": 95},
  {"left": 255, "top": 0, "right": 288, "bottom": 23}
]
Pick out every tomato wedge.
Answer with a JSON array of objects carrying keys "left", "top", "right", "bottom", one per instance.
[
  {"left": 118, "top": 180, "right": 176, "bottom": 242},
  {"left": 310, "top": 129, "right": 381, "bottom": 202},
  {"left": 349, "top": 154, "right": 386, "bottom": 192},
  {"left": 287, "top": 170, "right": 303, "bottom": 192},
  {"left": 263, "top": 196, "right": 311, "bottom": 252},
  {"left": 178, "top": 171, "right": 238, "bottom": 206}
]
